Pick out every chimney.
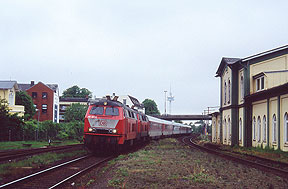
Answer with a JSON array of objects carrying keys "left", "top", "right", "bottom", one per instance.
[{"left": 31, "top": 81, "right": 35, "bottom": 86}]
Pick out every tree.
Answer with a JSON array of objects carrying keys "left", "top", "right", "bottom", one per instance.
[
  {"left": 62, "top": 85, "right": 92, "bottom": 98},
  {"left": 142, "top": 99, "right": 160, "bottom": 115},
  {"left": 64, "top": 103, "right": 88, "bottom": 122},
  {"left": 15, "top": 91, "right": 36, "bottom": 120}
]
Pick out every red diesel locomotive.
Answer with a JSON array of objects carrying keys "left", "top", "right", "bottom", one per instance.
[{"left": 84, "top": 97, "right": 191, "bottom": 152}]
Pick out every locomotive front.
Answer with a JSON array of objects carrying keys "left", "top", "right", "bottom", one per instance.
[{"left": 84, "top": 99, "right": 125, "bottom": 152}]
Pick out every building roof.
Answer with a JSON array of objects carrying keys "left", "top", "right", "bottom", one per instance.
[
  {"left": 18, "top": 81, "right": 58, "bottom": 92},
  {"left": 0, "top": 81, "right": 18, "bottom": 90},
  {"left": 60, "top": 97, "right": 89, "bottom": 102},
  {"left": 216, "top": 44, "right": 288, "bottom": 77}
]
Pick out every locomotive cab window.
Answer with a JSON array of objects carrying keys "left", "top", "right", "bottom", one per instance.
[
  {"left": 105, "top": 107, "right": 119, "bottom": 116},
  {"left": 90, "top": 106, "right": 104, "bottom": 115}
]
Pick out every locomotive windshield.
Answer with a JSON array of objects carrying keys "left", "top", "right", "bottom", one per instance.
[
  {"left": 105, "top": 107, "right": 119, "bottom": 116},
  {"left": 90, "top": 106, "right": 104, "bottom": 115}
]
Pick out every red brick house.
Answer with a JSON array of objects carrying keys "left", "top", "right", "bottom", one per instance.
[{"left": 19, "top": 81, "right": 59, "bottom": 123}]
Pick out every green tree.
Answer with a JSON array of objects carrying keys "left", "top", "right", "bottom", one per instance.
[
  {"left": 0, "top": 98, "right": 24, "bottom": 141},
  {"left": 64, "top": 103, "right": 88, "bottom": 122},
  {"left": 62, "top": 85, "right": 92, "bottom": 98},
  {"left": 142, "top": 99, "right": 160, "bottom": 115},
  {"left": 15, "top": 91, "right": 36, "bottom": 120}
]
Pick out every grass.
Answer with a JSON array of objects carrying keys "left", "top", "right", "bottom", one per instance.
[
  {"left": 0, "top": 140, "right": 81, "bottom": 150},
  {"left": 0, "top": 149, "right": 87, "bottom": 181},
  {"left": 102, "top": 138, "right": 216, "bottom": 188}
]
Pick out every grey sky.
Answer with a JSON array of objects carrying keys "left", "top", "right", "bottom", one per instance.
[{"left": 1, "top": 1, "right": 288, "bottom": 114}]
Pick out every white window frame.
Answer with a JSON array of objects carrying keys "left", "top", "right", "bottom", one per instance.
[
  {"left": 284, "top": 113, "right": 288, "bottom": 143},
  {"left": 256, "top": 76, "right": 264, "bottom": 92},
  {"left": 253, "top": 117, "right": 256, "bottom": 141},
  {"left": 228, "top": 118, "right": 231, "bottom": 141},
  {"left": 228, "top": 79, "right": 231, "bottom": 104},
  {"left": 257, "top": 116, "right": 261, "bottom": 143},
  {"left": 224, "top": 81, "right": 227, "bottom": 105},
  {"left": 263, "top": 116, "right": 266, "bottom": 142},
  {"left": 240, "top": 74, "right": 244, "bottom": 100},
  {"left": 272, "top": 114, "right": 277, "bottom": 143},
  {"left": 239, "top": 118, "right": 242, "bottom": 141}
]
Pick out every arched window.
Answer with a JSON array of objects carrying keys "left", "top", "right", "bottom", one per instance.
[
  {"left": 284, "top": 113, "right": 288, "bottom": 143},
  {"left": 224, "top": 81, "right": 227, "bottom": 105},
  {"left": 272, "top": 114, "right": 277, "bottom": 143},
  {"left": 263, "top": 116, "right": 266, "bottom": 142},
  {"left": 257, "top": 116, "right": 261, "bottom": 142},
  {"left": 228, "top": 118, "right": 231, "bottom": 141},
  {"left": 240, "top": 75, "right": 244, "bottom": 100},
  {"left": 224, "top": 119, "right": 227, "bottom": 140},
  {"left": 239, "top": 118, "right": 242, "bottom": 141},
  {"left": 228, "top": 80, "right": 231, "bottom": 103},
  {"left": 253, "top": 117, "right": 256, "bottom": 140}
]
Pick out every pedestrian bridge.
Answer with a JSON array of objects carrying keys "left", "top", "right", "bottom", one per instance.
[{"left": 151, "top": 114, "right": 212, "bottom": 121}]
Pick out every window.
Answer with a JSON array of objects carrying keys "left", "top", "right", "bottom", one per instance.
[
  {"left": 240, "top": 75, "right": 244, "bottom": 100},
  {"left": 42, "top": 104, "right": 48, "bottom": 113},
  {"left": 224, "top": 81, "right": 227, "bottom": 105},
  {"left": 224, "top": 119, "right": 227, "bottom": 140},
  {"left": 32, "top": 92, "right": 37, "bottom": 99},
  {"left": 256, "top": 76, "right": 264, "bottom": 91},
  {"left": 228, "top": 79, "right": 231, "bottom": 103},
  {"left": 90, "top": 106, "right": 104, "bottom": 115},
  {"left": 239, "top": 118, "right": 242, "bottom": 141},
  {"left": 257, "top": 116, "right": 261, "bottom": 142},
  {"left": 284, "top": 113, "right": 288, "bottom": 143},
  {"left": 228, "top": 118, "right": 231, "bottom": 141},
  {"left": 34, "top": 104, "right": 37, "bottom": 108},
  {"left": 42, "top": 92, "right": 48, "bottom": 99},
  {"left": 253, "top": 117, "right": 256, "bottom": 140},
  {"left": 263, "top": 116, "right": 266, "bottom": 142},
  {"left": 105, "top": 107, "right": 119, "bottom": 116},
  {"left": 272, "top": 114, "right": 277, "bottom": 143}
]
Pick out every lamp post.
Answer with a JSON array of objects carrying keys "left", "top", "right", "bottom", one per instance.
[{"left": 164, "top": 90, "right": 167, "bottom": 115}]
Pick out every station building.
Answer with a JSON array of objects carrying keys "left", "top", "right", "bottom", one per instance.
[
  {"left": 213, "top": 45, "right": 288, "bottom": 151},
  {"left": 59, "top": 97, "right": 89, "bottom": 122}
]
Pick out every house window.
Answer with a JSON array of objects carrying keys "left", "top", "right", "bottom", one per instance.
[
  {"left": 42, "top": 92, "right": 48, "bottom": 99},
  {"left": 256, "top": 76, "right": 264, "bottom": 91},
  {"left": 284, "top": 113, "right": 288, "bottom": 143},
  {"left": 224, "top": 119, "right": 227, "bottom": 140},
  {"left": 224, "top": 81, "right": 227, "bottom": 105},
  {"left": 228, "top": 79, "right": 231, "bottom": 103},
  {"left": 32, "top": 92, "right": 37, "bottom": 99},
  {"left": 239, "top": 118, "right": 242, "bottom": 141},
  {"left": 228, "top": 118, "right": 231, "bottom": 141},
  {"left": 272, "top": 114, "right": 277, "bottom": 143},
  {"left": 253, "top": 117, "right": 256, "bottom": 141},
  {"left": 240, "top": 75, "right": 244, "bottom": 100},
  {"left": 257, "top": 116, "right": 261, "bottom": 142},
  {"left": 263, "top": 116, "right": 266, "bottom": 142},
  {"left": 42, "top": 104, "right": 48, "bottom": 113}
]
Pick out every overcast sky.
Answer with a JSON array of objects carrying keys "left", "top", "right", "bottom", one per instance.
[{"left": 1, "top": 1, "right": 288, "bottom": 115}]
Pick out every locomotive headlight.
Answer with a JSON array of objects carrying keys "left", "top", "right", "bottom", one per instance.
[
  {"left": 88, "top": 127, "right": 93, "bottom": 132},
  {"left": 112, "top": 129, "right": 117, "bottom": 134}
]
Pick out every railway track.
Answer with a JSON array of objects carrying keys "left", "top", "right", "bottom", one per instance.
[
  {"left": 0, "top": 144, "right": 84, "bottom": 162},
  {"left": 181, "top": 136, "right": 288, "bottom": 179},
  {"left": 0, "top": 154, "right": 114, "bottom": 188}
]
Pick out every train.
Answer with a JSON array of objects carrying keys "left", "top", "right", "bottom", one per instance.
[{"left": 83, "top": 97, "right": 192, "bottom": 152}]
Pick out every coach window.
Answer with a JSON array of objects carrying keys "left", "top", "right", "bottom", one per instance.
[
  {"left": 90, "top": 107, "right": 104, "bottom": 115},
  {"left": 105, "top": 107, "right": 119, "bottom": 116}
]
